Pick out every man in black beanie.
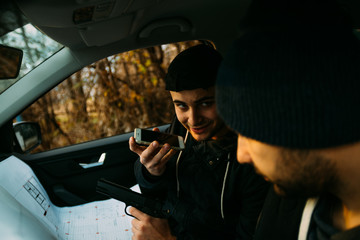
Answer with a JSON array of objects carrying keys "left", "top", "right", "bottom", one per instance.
[
  {"left": 128, "top": 44, "right": 269, "bottom": 239},
  {"left": 216, "top": 21, "right": 360, "bottom": 240}
]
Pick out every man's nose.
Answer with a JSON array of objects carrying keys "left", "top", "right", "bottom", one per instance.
[
  {"left": 236, "top": 135, "right": 252, "bottom": 164},
  {"left": 187, "top": 108, "right": 201, "bottom": 126}
]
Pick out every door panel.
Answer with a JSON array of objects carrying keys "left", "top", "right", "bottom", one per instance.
[
  {"left": 15, "top": 125, "right": 167, "bottom": 207},
  {"left": 17, "top": 132, "right": 136, "bottom": 206}
]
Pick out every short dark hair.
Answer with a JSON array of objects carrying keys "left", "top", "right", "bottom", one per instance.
[{"left": 165, "top": 44, "right": 222, "bottom": 91}]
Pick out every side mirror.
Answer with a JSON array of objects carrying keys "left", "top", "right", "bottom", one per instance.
[
  {"left": 13, "top": 122, "right": 42, "bottom": 153},
  {"left": 0, "top": 45, "right": 23, "bottom": 79}
]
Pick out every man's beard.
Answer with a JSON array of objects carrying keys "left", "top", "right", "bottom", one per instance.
[
  {"left": 272, "top": 181, "right": 327, "bottom": 198},
  {"left": 268, "top": 149, "right": 338, "bottom": 198}
]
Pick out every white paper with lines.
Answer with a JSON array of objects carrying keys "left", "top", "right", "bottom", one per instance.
[{"left": 0, "top": 156, "right": 133, "bottom": 240}]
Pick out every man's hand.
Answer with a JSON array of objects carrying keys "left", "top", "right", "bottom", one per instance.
[
  {"left": 130, "top": 207, "right": 176, "bottom": 240},
  {"left": 129, "top": 128, "right": 177, "bottom": 176}
]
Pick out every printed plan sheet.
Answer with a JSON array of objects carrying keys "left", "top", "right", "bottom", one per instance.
[{"left": 0, "top": 156, "right": 133, "bottom": 240}]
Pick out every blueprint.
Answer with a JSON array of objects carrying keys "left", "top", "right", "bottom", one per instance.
[{"left": 0, "top": 156, "right": 133, "bottom": 240}]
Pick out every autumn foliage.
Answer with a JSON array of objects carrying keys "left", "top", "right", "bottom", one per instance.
[{"left": 20, "top": 41, "right": 200, "bottom": 152}]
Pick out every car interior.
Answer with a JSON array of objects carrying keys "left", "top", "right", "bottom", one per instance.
[{"left": 0, "top": 0, "right": 360, "bottom": 213}]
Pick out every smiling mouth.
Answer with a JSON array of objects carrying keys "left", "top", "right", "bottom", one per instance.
[{"left": 190, "top": 125, "right": 208, "bottom": 134}]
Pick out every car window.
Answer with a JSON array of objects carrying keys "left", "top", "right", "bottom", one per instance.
[
  {"left": 14, "top": 41, "right": 204, "bottom": 152},
  {"left": 0, "top": 23, "right": 63, "bottom": 94}
]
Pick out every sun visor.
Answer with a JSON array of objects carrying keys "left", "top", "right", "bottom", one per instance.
[{"left": 79, "top": 14, "right": 134, "bottom": 47}]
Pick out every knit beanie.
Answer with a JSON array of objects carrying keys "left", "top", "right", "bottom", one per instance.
[
  {"left": 216, "top": 28, "right": 360, "bottom": 149},
  {"left": 165, "top": 44, "right": 222, "bottom": 91}
]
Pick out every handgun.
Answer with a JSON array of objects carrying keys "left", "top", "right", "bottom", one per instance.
[{"left": 96, "top": 178, "right": 167, "bottom": 219}]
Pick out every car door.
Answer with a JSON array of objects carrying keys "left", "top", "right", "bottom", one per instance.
[
  {"left": 14, "top": 123, "right": 169, "bottom": 207},
  {"left": 8, "top": 42, "right": 198, "bottom": 208}
]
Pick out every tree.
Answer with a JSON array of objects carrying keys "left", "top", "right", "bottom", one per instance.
[{"left": 15, "top": 39, "right": 200, "bottom": 152}]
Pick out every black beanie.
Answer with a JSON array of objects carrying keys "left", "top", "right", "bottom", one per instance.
[
  {"left": 165, "top": 44, "right": 222, "bottom": 91},
  {"left": 216, "top": 29, "right": 360, "bottom": 149}
]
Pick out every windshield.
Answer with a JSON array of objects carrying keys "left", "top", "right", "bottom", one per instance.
[{"left": 0, "top": 23, "right": 63, "bottom": 94}]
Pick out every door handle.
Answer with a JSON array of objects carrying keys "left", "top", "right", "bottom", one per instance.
[{"left": 79, "top": 153, "right": 106, "bottom": 169}]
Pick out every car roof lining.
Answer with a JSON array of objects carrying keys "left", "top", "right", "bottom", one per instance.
[
  {"left": 10, "top": 0, "right": 360, "bottom": 52},
  {"left": 14, "top": 0, "right": 252, "bottom": 49}
]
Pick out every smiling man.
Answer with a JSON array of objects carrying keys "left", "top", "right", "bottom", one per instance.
[
  {"left": 129, "top": 44, "right": 269, "bottom": 240},
  {"left": 170, "top": 88, "right": 226, "bottom": 141}
]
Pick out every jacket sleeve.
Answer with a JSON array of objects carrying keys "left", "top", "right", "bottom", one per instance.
[
  {"left": 133, "top": 157, "right": 171, "bottom": 199},
  {"left": 162, "top": 194, "right": 234, "bottom": 239},
  {"left": 133, "top": 123, "right": 183, "bottom": 199}
]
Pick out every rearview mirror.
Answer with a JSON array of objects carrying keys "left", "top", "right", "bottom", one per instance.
[
  {"left": 0, "top": 45, "right": 23, "bottom": 79},
  {"left": 13, "top": 122, "right": 41, "bottom": 153}
]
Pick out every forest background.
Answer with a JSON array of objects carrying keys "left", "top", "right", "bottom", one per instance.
[{"left": 1, "top": 23, "right": 199, "bottom": 152}]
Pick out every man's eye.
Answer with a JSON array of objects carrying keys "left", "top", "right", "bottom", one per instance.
[
  {"left": 201, "top": 101, "right": 214, "bottom": 107},
  {"left": 176, "top": 103, "right": 187, "bottom": 109}
]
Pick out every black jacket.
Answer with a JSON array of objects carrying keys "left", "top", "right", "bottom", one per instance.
[
  {"left": 254, "top": 188, "right": 360, "bottom": 240},
  {"left": 134, "top": 127, "right": 269, "bottom": 240},
  {"left": 254, "top": 187, "right": 307, "bottom": 240}
]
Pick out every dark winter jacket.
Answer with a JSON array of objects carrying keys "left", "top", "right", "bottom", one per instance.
[
  {"left": 254, "top": 188, "right": 360, "bottom": 240},
  {"left": 134, "top": 124, "right": 269, "bottom": 240}
]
